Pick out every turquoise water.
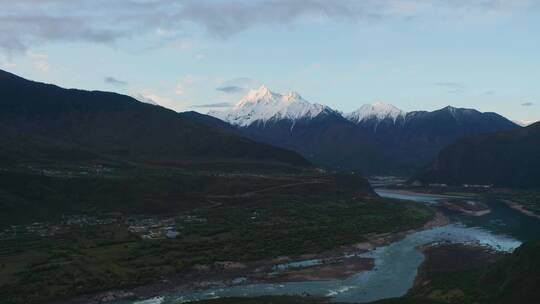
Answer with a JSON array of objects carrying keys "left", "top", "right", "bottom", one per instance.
[
  {"left": 376, "top": 189, "right": 540, "bottom": 243},
  {"left": 273, "top": 259, "right": 325, "bottom": 271},
  {"left": 119, "top": 190, "right": 538, "bottom": 304},
  {"left": 452, "top": 200, "right": 540, "bottom": 242},
  {"left": 374, "top": 189, "right": 457, "bottom": 204}
]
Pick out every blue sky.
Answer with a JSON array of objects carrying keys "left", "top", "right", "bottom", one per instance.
[{"left": 1, "top": 0, "right": 539, "bottom": 123}]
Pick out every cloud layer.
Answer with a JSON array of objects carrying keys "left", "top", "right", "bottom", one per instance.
[
  {"left": 1, "top": 0, "right": 536, "bottom": 53},
  {"left": 193, "top": 102, "right": 232, "bottom": 108},
  {"left": 105, "top": 76, "right": 127, "bottom": 86},
  {"left": 216, "top": 86, "right": 245, "bottom": 94}
]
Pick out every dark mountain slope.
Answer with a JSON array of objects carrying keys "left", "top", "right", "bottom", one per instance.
[
  {"left": 354, "top": 106, "right": 520, "bottom": 174},
  {"left": 417, "top": 121, "right": 540, "bottom": 187},
  {"left": 479, "top": 240, "right": 540, "bottom": 304},
  {"left": 247, "top": 106, "right": 519, "bottom": 176},
  {"left": 0, "top": 69, "right": 309, "bottom": 166},
  {"left": 409, "top": 240, "right": 540, "bottom": 304},
  {"left": 240, "top": 113, "right": 396, "bottom": 174},
  {"left": 179, "top": 110, "right": 239, "bottom": 134}
]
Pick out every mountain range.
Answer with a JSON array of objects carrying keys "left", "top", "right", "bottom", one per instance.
[
  {"left": 210, "top": 86, "right": 519, "bottom": 175},
  {"left": 1, "top": 69, "right": 529, "bottom": 181}
]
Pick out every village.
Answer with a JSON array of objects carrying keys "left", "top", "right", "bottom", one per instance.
[{"left": 0, "top": 214, "right": 207, "bottom": 242}]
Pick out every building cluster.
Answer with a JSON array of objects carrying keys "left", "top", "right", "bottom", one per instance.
[
  {"left": 0, "top": 222, "right": 64, "bottom": 240},
  {"left": 463, "top": 184, "right": 493, "bottom": 188},
  {"left": 22, "top": 164, "right": 114, "bottom": 178},
  {"left": 63, "top": 214, "right": 119, "bottom": 226},
  {"left": 0, "top": 214, "right": 208, "bottom": 241},
  {"left": 127, "top": 217, "right": 179, "bottom": 240}
]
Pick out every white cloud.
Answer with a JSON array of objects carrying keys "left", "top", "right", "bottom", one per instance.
[
  {"left": 1, "top": 0, "right": 537, "bottom": 53},
  {"left": 131, "top": 89, "right": 182, "bottom": 111},
  {"left": 28, "top": 51, "right": 50, "bottom": 72},
  {"left": 1, "top": 60, "right": 16, "bottom": 69},
  {"left": 131, "top": 92, "right": 160, "bottom": 105},
  {"left": 513, "top": 119, "right": 537, "bottom": 127},
  {"left": 174, "top": 74, "right": 201, "bottom": 96},
  {"left": 174, "top": 84, "right": 185, "bottom": 95}
]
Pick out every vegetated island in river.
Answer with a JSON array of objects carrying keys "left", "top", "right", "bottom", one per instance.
[
  {"left": 501, "top": 199, "right": 540, "bottom": 220},
  {"left": 441, "top": 199, "right": 491, "bottom": 216},
  {"left": 380, "top": 185, "right": 540, "bottom": 219}
]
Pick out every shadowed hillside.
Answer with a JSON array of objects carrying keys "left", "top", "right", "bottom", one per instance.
[
  {"left": 417, "top": 121, "right": 540, "bottom": 188},
  {"left": 409, "top": 241, "right": 540, "bottom": 304}
]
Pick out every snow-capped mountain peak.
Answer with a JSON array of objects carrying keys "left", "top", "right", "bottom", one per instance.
[
  {"left": 245, "top": 85, "right": 272, "bottom": 99},
  {"left": 345, "top": 102, "right": 405, "bottom": 123},
  {"left": 236, "top": 85, "right": 278, "bottom": 107},
  {"left": 284, "top": 91, "right": 302, "bottom": 101},
  {"left": 209, "top": 86, "right": 333, "bottom": 126}
]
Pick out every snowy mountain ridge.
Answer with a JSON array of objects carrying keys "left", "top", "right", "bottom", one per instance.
[
  {"left": 206, "top": 85, "right": 519, "bottom": 175},
  {"left": 209, "top": 85, "right": 335, "bottom": 127},
  {"left": 209, "top": 85, "right": 407, "bottom": 127},
  {"left": 344, "top": 102, "right": 406, "bottom": 123}
]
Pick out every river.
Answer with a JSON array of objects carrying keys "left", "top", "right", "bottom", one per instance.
[{"left": 118, "top": 189, "right": 540, "bottom": 304}]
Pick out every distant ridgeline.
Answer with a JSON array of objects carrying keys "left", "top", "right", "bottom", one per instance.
[
  {"left": 0, "top": 69, "right": 309, "bottom": 167},
  {"left": 209, "top": 86, "right": 519, "bottom": 176},
  {"left": 417, "top": 121, "right": 540, "bottom": 188},
  {"left": 1, "top": 68, "right": 532, "bottom": 187}
]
